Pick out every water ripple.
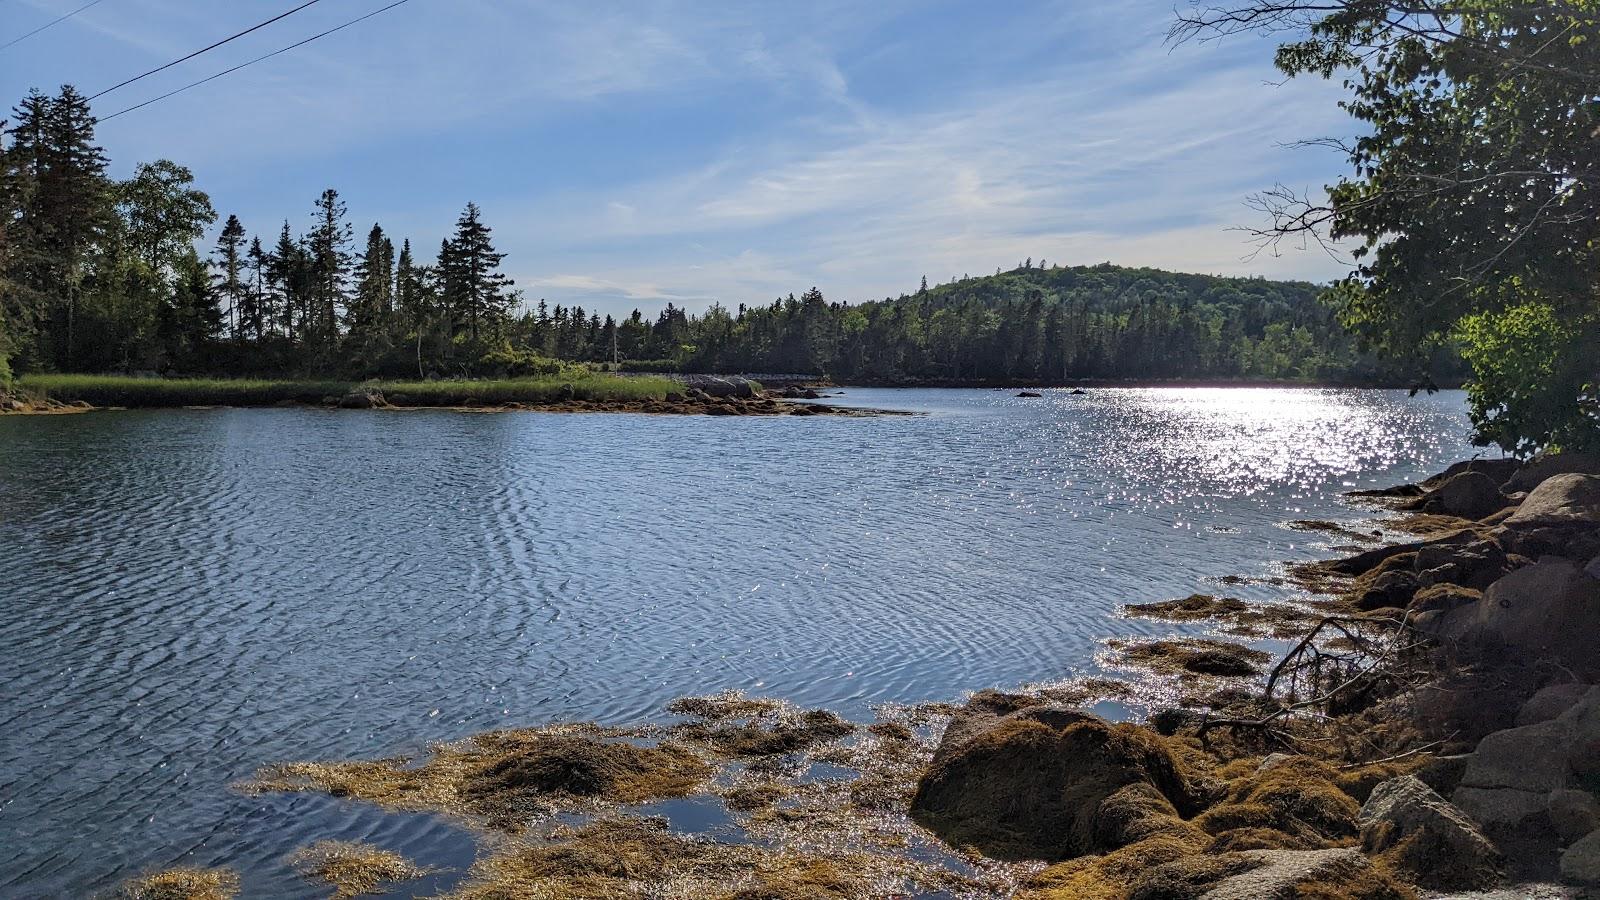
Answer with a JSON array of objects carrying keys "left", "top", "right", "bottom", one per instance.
[{"left": 0, "top": 388, "right": 1479, "bottom": 896}]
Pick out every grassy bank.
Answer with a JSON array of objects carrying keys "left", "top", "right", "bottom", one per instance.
[{"left": 18, "top": 373, "right": 681, "bottom": 408}]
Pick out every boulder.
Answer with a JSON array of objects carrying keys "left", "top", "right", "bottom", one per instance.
[
  {"left": 1503, "top": 452, "right": 1600, "bottom": 494},
  {"left": 1562, "top": 828, "right": 1600, "bottom": 886},
  {"left": 695, "top": 376, "right": 756, "bottom": 399},
  {"left": 1016, "top": 391, "right": 1043, "bottom": 398},
  {"left": 1197, "top": 848, "right": 1377, "bottom": 900},
  {"left": 1358, "top": 775, "right": 1500, "bottom": 890},
  {"left": 909, "top": 703, "right": 1193, "bottom": 860},
  {"left": 1453, "top": 719, "right": 1575, "bottom": 827},
  {"left": 1428, "top": 556, "right": 1600, "bottom": 675},
  {"left": 1506, "top": 474, "right": 1600, "bottom": 527},
  {"left": 1517, "top": 683, "right": 1592, "bottom": 727},
  {"left": 1548, "top": 790, "right": 1600, "bottom": 844},
  {"left": 1454, "top": 686, "right": 1600, "bottom": 829},
  {"left": 1431, "top": 471, "right": 1510, "bottom": 520},
  {"left": 1589, "top": 554, "right": 1600, "bottom": 581}
]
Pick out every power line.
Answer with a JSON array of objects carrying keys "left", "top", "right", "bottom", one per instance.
[
  {"left": 88, "top": 0, "right": 325, "bottom": 100},
  {"left": 0, "top": 0, "right": 107, "bottom": 52},
  {"left": 99, "top": 0, "right": 417, "bottom": 122}
]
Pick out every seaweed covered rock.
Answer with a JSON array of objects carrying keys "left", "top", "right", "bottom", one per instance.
[
  {"left": 910, "top": 705, "right": 1194, "bottom": 860},
  {"left": 1192, "top": 756, "right": 1362, "bottom": 848},
  {"left": 1413, "top": 536, "right": 1512, "bottom": 590},
  {"left": 1357, "top": 775, "right": 1499, "bottom": 891},
  {"left": 115, "top": 868, "right": 240, "bottom": 900}
]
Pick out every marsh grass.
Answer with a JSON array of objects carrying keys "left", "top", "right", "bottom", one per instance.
[{"left": 17, "top": 373, "right": 679, "bottom": 408}]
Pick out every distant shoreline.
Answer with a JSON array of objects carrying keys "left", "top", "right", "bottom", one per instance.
[{"left": 0, "top": 373, "right": 896, "bottom": 418}]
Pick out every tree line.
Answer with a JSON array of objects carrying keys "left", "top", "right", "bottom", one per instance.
[
  {"left": 0, "top": 85, "right": 1432, "bottom": 389},
  {"left": 0, "top": 86, "right": 519, "bottom": 381}
]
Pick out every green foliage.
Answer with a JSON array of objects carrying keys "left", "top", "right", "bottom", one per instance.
[
  {"left": 1455, "top": 303, "right": 1600, "bottom": 454},
  {"left": 475, "top": 344, "right": 580, "bottom": 378},
  {"left": 1201, "top": 0, "right": 1600, "bottom": 451}
]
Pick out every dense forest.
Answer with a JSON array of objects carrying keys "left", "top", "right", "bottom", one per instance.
[{"left": 1, "top": 85, "right": 1449, "bottom": 388}]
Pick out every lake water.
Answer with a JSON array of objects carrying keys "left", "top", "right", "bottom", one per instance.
[{"left": 0, "top": 387, "right": 1481, "bottom": 897}]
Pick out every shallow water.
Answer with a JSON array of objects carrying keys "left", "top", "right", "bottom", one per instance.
[{"left": 0, "top": 387, "right": 1480, "bottom": 896}]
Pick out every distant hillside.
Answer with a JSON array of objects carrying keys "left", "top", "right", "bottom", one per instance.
[{"left": 612, "top": 263, "right": 1460, "bottom": 385}]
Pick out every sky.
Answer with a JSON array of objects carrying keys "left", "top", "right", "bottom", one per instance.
[{"left": 0, "top": 0, "right": 1358, "bottom": 319}]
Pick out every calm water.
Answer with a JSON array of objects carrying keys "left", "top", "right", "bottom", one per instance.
[{"left": 0, "top": 388, "right": 1479, "bottom": 897}]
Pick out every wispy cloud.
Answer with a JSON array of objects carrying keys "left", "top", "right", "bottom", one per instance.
[{"left": 0, "top": 0, "right": 1357, "bottom": 319}]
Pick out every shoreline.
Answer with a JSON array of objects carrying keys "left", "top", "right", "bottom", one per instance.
[
  {"left": 104, "top": 453, "right": 1600, "bottom": 898},
  {"left": 0, "top": 375, "right": 900, "bottom": 418}
]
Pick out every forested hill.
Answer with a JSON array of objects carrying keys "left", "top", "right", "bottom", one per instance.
[{"left": 642, "top": 263, "right": 1459, "bottom": 385}]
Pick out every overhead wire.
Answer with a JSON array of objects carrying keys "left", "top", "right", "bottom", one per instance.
[
  {"left": 88, "top": 0, "right": 325, "bottom": 100},
  {"left": 0, "top": 0, "right": 107, "bottom": 52},
  {"left": 97, "top": 0, "right": 417, "bottom": 122}
]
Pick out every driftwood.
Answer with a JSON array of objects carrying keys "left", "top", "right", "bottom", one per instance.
[{"left": 1197, "top": 614, "right": 1433, "bottom": 752}]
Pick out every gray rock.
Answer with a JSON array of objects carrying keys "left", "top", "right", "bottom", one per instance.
[
  {"left": 1454, "top": 719, "right": 1575, "bottom": 827},
  {"left": 1360, "top": 775, "right": 1499, "bottom": 886},
  {"left": 1256, "top": 753, "right": 1295, "bottom": 774},
  {"left": 337, "top": 389, "right": 385, "bottom": 409},
  {"left": 1507, "top": 474, "right": 1600, "bottom": 526},
  {"left": 1455, "top": 687, "right": 1600, "bottom": 828},
  {"left": 1433, "top": 557, "right": 1600, "bottom": 675},
  {"left": 1588, "top": 554, "right": 1600, "bottom": 581},
  {"left": 1561, "top": 828, "right": 1600, "bottom": 886},
  {"left": 1518, "top": 683, "right": 1593, "bottom": 727},
  {"left": 1548, "top": 790, "right": 1600, "bottom": 844},
  {"left": 1199, "top": 848, "right": 1373, "bottom": 900}
]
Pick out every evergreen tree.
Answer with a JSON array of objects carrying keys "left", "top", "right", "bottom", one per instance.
[
  {"left": 305, "top": 189, "right": 351, "bottom": 349},
  {"left": 244, "top": 236, "right": 268, "bottom": 340},
  {"left": 214, "top": 215, "right": 246, "bottom": 339},
  {"left": 437, "top": 202, "right": 513, "bottom": 342}
]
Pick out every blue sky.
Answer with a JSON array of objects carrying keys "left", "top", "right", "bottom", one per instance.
[{"left": 2, "top": 0, "right": 1355, "bottom": 319}]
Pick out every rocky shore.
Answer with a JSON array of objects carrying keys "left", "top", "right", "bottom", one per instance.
[{"left": 116, "top": 454, "right": 1600, "bottom": 899}]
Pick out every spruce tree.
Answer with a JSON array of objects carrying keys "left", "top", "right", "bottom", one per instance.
[
  {"left": 305, "top": 189, "right": 351, "bottom": 349},
  {"left": 214, "top": 215, "right": 246, "bottom": 339},
  {"left": 437, "top": 202, "right": 513, "bottom": 343}
]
